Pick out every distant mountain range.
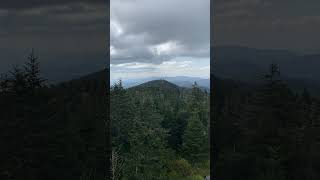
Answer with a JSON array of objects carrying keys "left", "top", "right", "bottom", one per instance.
[
  {"left": 212, "top": 46, "right": 320, "bottom": 94},
  {"left": 111, "top": 76, "right": 210, "bottom": 90},
  {"left": 213, "top": 46, "right": 320, "bottom": 81},
  {"left": 60, "top": 46, "right": 320, "bottom": 95}
]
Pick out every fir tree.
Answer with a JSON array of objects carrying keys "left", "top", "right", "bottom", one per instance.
[
  {"left": 24, "top": 49, "right": 45, "bottom": 91},
  {"left": 182, "top": 113, "right": 207, "bottom": 164},
  {"left": 10, "top": 65, "right": 27, "bottom": 97},
  {"left": 110, "top": 80, "right": 136, "bottom": 153}
]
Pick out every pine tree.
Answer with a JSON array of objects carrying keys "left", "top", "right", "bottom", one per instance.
[
  {"left": 125, "top": 118, "right": 171, "bottom": 180},
  {"left": 238, "top": 64, "right": 301, "bottom": 179},
  {"left": 188, "top": 82, "right": 205, "bottom": 112},
  {"left": 188, "top": 82, "right": 209, "bottom": 128},
  {"left": 24, "top": 49, "right": 45, "bottom": 91},
  {"left": 110, "top": 80, "right": 136, "bottom": 154},
  {"left": 10, "top": 65, "right": 27, "bottom": 97},
  {"left": 182, "top": 113, "right": 207, "bottom": 164}
]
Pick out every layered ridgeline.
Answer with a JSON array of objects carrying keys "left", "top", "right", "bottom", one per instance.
[
  {"left": 213, "top": 46, "right": 320, "bottom": 95},
  {"left": 111, "top": 80, "right": 210, "bottom": 179}
]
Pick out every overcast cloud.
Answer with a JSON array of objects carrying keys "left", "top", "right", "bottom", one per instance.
[
  {"left": 110, "top": 0, "right": 210, "bottom": 81},
  {"left": 0, "top": 0, "right": 108, "bottom": 82},
  {"left": 213, "top": 0, "right": 320, "bottom": 52}
]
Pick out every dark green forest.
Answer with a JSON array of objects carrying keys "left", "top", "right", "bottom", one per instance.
[
  {"left": 213, "top": 64, "right": 320, "bottom": 180},
  {"left": 0, "top": 51, "right": 108, "bottom": 180},
  {"left": 5, "top": 50, "right": 320, "bottom": 180},
  {"left": 111, "top": 80, "right": 210, "bottom": 179}
]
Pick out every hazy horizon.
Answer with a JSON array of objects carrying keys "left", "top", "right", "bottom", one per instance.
[{"left": 110, "top": 75, "right": 210, "bottom": 85}]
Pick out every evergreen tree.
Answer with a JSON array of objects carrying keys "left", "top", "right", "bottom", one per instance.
[
  {"left": 188, "top": 82, "right": 209, "bottom": 128},
  {"left": 110, "top": 80, "right": 135, "bottom": 153},
  {"left": 9, "top": 65, "right": 28, "bottom": 99},
  {"left": 24, "top": 49, "right": 45, "bottom": 91},
  {"left": 125, "top": 119, "right": 171, "bottom": 180},
  {"left": 182, "top": 113, "right": 207, "bottom": 164}
]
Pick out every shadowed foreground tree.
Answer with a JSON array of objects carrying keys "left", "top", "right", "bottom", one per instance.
[
  {"left": 0, "top": 50, "right": 108, "bottom": 180},
  {"left": 213, "top": 64, "right": 320, "bottom": 180}
]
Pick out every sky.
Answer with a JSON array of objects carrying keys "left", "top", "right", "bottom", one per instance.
[
  {"left": 110, "top": 0, "right": 210, "bottom": 81},
  {"left": 0, "top": 0, "right": 108, "bottom": 82},
  {"left": 213, "top": 0, "right": 320, "bottom": 52},
  {"left": 1, "top": 0, "right": 319, "bottom": 82}
]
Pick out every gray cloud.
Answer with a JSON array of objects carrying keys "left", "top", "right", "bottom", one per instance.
[
  {"left": 0, "top": 0, "right": 106, "bottom": 10},
  {"left": 0, "top": 1, "right": 108, "bottom": 81},
  {"left": 213, "top": 0, "right": 320, "bottom": 51},
  {"left": 111, "top": 0, "right": 210, "bottom": 64}
]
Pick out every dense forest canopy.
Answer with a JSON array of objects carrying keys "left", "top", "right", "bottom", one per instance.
[
  {"left": 5, "top": 49, "right": 320, "bottom": 180},
  {"left": 111, "top": 79, "right": 210, "bottom": 179},
  {"left": 0, "top": 51, "right": 108, "bottom": 180},
  {"left": 212, "top": 64, "right": 320, "bottom": 180}
]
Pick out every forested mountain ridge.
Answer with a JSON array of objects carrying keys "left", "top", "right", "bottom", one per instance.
[{"left": 130, "top": 80, "right": 180, "bottom": 91}]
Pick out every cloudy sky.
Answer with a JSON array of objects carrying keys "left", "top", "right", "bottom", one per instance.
[
  {"left": 213, "top": 0, "right": 320, "bottom": 52},
  {"left": 110, "top": 0, "right": 210, "bottom": 81},
  {"left": 0, "top": 0, "right": 108, "bottom": 82}
]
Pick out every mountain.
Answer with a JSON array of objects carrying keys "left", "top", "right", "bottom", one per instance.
[
  {"left": 112, "top": 76, "right": 210, "bottom": 90},
  {"left": 213, "top": 46, "right": 320, "bottom": 81},
  {"left": 213, "top": 46, "right": 320, "bottom": 94},
  {"left": 128, "top": 80, "right": 183, "bottom": 100},
  {"left": 132, "top": 79, "right": 180, "bottom": 90},
  {"left": 163, "top": 76, "right": 210, "bottom": 89}
]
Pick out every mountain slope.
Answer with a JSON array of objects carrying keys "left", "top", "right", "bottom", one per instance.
[
  {"left": 213, "top": 46, "right": 320, "bottom": 81},
  {"left": 132, "top": 80, "right": 180, "bottom": 90},
  {"left": 128, "top": 80, "right": 182, "bottom": 102},
  {"left": 213, "top": 46, "right": 320, "bottom": 94}
]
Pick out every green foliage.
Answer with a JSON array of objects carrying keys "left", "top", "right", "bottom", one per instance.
[
  {"left": 183, "top": 114, "right": 207, "bottom": 164},
  {"left": 170, "top": 159, "right": 193, "bottom": 177},
  {"left": 111, "top": 80, "right": 210, "bottom": 179}
]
